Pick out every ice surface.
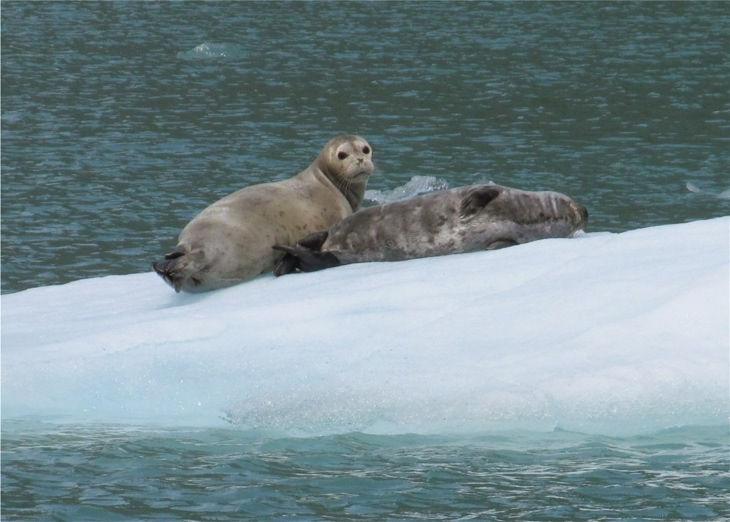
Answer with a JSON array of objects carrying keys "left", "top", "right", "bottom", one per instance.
[{"left": 2, "top": 218, "right": 728, "bottom": 436}]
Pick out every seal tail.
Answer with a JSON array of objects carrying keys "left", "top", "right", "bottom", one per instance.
[
  {"left": 272, "top": 244, "right": 340, "bottom": 276},
  {"left": 152, "top": 246, "right": 204, "bottom": 292}
]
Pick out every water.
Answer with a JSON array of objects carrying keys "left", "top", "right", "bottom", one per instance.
[
  {"left": 2, "top": 2, "right": 729, "bottom": 294},
  {"left": 3, "top": 422, "right": 729, "bottom": 521},
  {"left": 2, "top": 2, "right": 729, "bottom": 519}
]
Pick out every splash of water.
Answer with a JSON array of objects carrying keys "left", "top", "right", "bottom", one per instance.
[
  {"left": 686, "top": 181, "right": 730, "bottom": 200},
  {"left": 176, "top": 42, "right": 245, "bottom": 60},
  {"left": 364, "top": 176, "right": 450, "bottom": 205}
]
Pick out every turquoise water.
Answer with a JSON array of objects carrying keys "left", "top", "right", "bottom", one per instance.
[
  {"left": 3, "top": 422, "right": 729, "bottom": 520},
  {"left": 2, "top": 2, "right": 730, "bottom": 519},
  {"left": 2, "top": 1, "right": 729, "bottom": 293}
]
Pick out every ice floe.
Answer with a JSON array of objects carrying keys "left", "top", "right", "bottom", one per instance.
[{"left": 2, "top": 218, "right": 728, "bottom": 436}]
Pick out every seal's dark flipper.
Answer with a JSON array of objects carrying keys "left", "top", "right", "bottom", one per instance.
[
  {"left": 486, "top": 238, "right": 518, "bottom": 250},
  {"left": 152, "top": 257, "right": 182, "bottom": 292},
  {"left": 164, "top": 248, "right": 186, "bottom": 260},
  {"left": 273, "top": 253, "right": 300, "bottom": 277},
  {"left": 460, "top": 186, "right": 502, "bottom": 218},
  {"left": 577, "top": 203, "right": 589, "bottom": 225},
  {"left": 298, "top": 230, "right": 330, "bottom": 250},
  {"left": 272, "top": 244, "right": 340, "bottom": 274},
  {"left": 272, "top": 231, "right": 335, "bottom": 276},
  {"left": 152, "top": 245, "right": 193, "bottom": 292}
]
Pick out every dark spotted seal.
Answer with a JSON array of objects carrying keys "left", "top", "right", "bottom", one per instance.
[
  {"left": 153, "top": 135, "right": 374, "bottom": 292},
  {"left": 273, "top": 184, "right": 587, "bottom": 274}
]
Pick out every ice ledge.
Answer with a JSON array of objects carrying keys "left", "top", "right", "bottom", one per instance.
[{"left": 2, "top": 218, "right": 729, "bottom": 435}]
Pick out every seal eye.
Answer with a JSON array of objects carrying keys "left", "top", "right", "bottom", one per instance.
[
  {"left": 362, "top": 146, "right": 370, "bottom": 154},
  {"left": 337, "top": 151, "right": 349, "bottom": 160}
]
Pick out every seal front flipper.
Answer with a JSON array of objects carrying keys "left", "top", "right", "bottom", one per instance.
[
  {"left": 273, "top": 231, "right": 334, "bottom": 276},
  {"left": 460, "top": 186, "right": 502, "bottom": 218},
  {"left": 297, "top": 230, "right": 330, "bottom": 250},
  {"left": 272, "top": 244, "right": 341, "bottom": 274},
  {"left": 486, "top": 238, "right": 518, "bottom": 250},
  {"left": 273, "top": 253, "right": 299, "bottom": 277}
]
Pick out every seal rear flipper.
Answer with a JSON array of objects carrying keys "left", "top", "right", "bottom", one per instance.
[
  {"left": 152, "top": 257, "right": 183, "bottom": 292},
  {"left": 272, "top": 244, "right": 341, "bottom": 274},
  {"left": 164, "top": 248, "right": 186, "bottom": 260},
  {"left": 151, "top": 246, "right": 189, "bottom": 291},
  {"left": 460, "top": 186, "right": 502, "bottom": 218},
  {"left": 152, "top": 245, "right": 206, "bottom": 292}
]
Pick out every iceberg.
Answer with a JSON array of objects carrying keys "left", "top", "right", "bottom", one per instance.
[{"left": 2, "top": 218, "right": 728, "bottom": 436}]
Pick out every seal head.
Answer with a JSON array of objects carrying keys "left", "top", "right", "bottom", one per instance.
[{"left": 315, "top": 134, "right": 374, "bottom": 212}]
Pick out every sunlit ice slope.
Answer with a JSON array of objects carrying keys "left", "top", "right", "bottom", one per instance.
[{"left": 2, "top": 218, "right": 728, "bottom": 436}]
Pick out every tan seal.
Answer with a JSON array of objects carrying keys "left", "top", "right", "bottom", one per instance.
[
  {"left": 273, "top": 184, "right": 588, "bottom": 274},
  {"left": 153, "top": 134, "right": 374, "bottom": 292}
]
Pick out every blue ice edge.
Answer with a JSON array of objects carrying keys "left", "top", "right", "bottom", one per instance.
[{"left": 2, "top": 217, "right": 729, "bottom": 437}]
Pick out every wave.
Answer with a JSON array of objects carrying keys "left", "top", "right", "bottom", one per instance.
[
  {"left": 686, "top": 181, "right": 730, "bottom": 200},
  {"left": 176, "top": 42, "right": 245, "bottom": 60},
  {"left": 364, "top": 175, "right": 450, "bottom": 205}
]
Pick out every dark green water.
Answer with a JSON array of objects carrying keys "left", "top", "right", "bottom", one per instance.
[
  {"left": 3, "top": 422, "right": 729, "bottom": 521},
  {"left": 2, "top": 2, "right": 730, "bottom": 519},
  {"left": 2, "top": 1, "right": 729, "bottom": 294}
]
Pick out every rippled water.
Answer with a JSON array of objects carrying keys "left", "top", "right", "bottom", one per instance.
[
  {"left": 2, "top": 422, "right": 729, "bottom": 521},
  {"left": 2, "top": 2, "right": 729, "bottom": 293}
]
